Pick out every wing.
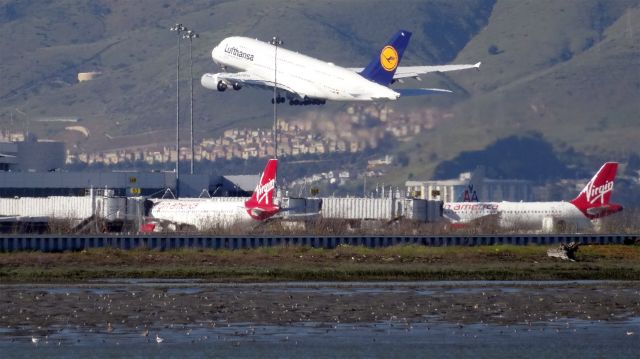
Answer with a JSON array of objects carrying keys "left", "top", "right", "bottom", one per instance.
[
  {"left": 202, "top": 72, "right": 304, "bottom": 97},
  {"left": 216, "top": 72, "right": 292, "bottom": 91},
  {"left": 216, "top": 71, "right": 269, "bottom": 87},
  {"left": 396, "top": 88, "right": 453, "bottom": 97},
  {"left": 348, "top": 62, "right": 481, "bottom": 80},
  {"left": 348, "top": 62, "right": 480, "bottom": 97}
]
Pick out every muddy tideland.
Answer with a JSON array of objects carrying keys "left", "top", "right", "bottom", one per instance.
[
  {"left": 2, "top": 246, "right": 640, "bottom": 357},
  {"left": 1, "top": 281, "right": 639, "bottom": 358}
]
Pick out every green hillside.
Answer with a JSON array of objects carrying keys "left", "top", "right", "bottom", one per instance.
[
  {"left": 0, "top": 0, "right": 638, "bottom": 183},
  {"left": 384, "top": 0, "right": 640, "bottom": 182},
  {"left": 455, "top": 0, "right": 640, "bottom": 150},
  {"left": 0, "top": 0, "right": 493, "bottom": 151}
]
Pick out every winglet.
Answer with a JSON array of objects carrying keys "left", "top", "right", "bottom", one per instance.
[
  {"left": 474, "top": 62, "right": 482, "bottom": 70},
  {"left": 359, "top": 30, "right": 412, "bottom": 86}
]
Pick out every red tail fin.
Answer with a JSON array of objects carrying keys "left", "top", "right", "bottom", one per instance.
[
  {"left": 570, "top": 162, "right": 621, "bottom": 219},
  {"left": 244, "top": 159, "right": 279, "bottom": 220}
]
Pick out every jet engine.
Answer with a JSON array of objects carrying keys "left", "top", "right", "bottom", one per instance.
[{"left": 201, "top": 73, "right": 228, "bottom": 92}]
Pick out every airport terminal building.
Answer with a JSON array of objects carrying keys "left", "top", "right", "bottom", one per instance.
[
  {"left": 0, "top": 137, "right": 256, "bottom": 198},
  {"left": 406, "top": 168, "right": 534, "bottom": 202},
  {"left": 0, "top": 137, "right": 452, "bottom": 230}
]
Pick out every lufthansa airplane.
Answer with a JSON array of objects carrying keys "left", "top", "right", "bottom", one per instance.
[{"left": 201, "top": 30, "right": 481, "bottom": 105}]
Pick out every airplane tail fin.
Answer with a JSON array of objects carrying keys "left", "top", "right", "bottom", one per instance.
[
  {"left": 359, "top": 30, "right": 412, "bottom": 86},
  {"left": 244, "top": 159, "right": 279, "bottom": 220},
  {"left": 570, "top": 162, "right": 623, "bottom": 219}
]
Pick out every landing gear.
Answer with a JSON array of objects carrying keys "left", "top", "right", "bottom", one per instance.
[
  {"left": 232, "top": 82, "right": 242, "bottom": 91},
  {"left": 216, "top": 81, "right": 227, "bottom": 92},
  {"left": 289, "top": 98, "right": 326, "bottom": 106},
  {"left": 271, "top": 96, "right": 286, "bottom": 104}
]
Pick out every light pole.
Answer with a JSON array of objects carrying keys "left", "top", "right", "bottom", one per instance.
[
  {"left": 268, "top": 36, "right": 282, "bottom": 159},
  {"left": 170, "top": 23, "right": 187, "bottom": 197},
  {"left": 183, "top": 29, "right": 199, "bottom": 175}
]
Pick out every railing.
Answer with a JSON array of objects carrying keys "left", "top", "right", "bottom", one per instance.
[{"left": 0, "top": 234, "right": 637, "bottom": 252}]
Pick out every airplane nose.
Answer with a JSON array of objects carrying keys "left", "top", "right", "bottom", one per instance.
[{"left": 211, "top": 46, "right": 218, "bottom": 61}]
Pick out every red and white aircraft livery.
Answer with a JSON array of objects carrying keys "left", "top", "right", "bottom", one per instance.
[
  {"left": 142, "top": 159, "right": 279, "bottom": 231},
  {"left": 442, "top": 162, "right": 623, "bottom": 231}
]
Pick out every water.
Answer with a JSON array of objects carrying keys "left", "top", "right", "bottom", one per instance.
[
  {"left": 2, "top": 320, "right": 639, "bottom": 358},
  {"left": 1, "top": 281, "right": 639, "bottom": 358}
]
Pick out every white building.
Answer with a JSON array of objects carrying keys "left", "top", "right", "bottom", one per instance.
[{"left": 406, "top": 168, "right": 533, "bottom": 202}]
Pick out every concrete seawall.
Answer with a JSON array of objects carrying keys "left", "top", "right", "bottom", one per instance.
[{"left": 0, "top": 234, "right": 637, "bottom": 252}]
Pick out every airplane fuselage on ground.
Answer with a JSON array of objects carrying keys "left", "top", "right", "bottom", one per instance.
[
  {"left": 442, "top": 162, "right": 622, "bottom": 232},
  {"left": 443, "top": 201, "right": 591, "bottom": 230},
  {"left": 149, "top": 198, "right": 251, "bottom": 230}
]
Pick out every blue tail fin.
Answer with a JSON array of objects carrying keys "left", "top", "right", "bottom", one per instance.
[{"left": 359, "top": 30, "right": 412, "bottom": 86}]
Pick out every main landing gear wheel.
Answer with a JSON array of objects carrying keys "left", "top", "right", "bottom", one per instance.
[{"left": 289, "top": 98, "right": 326, "bottom": 106}]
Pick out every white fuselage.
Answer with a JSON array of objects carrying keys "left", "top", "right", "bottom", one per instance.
[
  {"left": 211, "top": 37, "right": 400, "bottom": 101},
  {"left": 443, "top": 201, "right": 591, "bottom": 230},
  {"left": 149, "top": 198, "right": 253, "bottom": 230}
]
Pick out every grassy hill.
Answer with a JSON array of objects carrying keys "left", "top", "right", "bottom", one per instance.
[
  {"left": 383, "top": 0, "right": 640, "bottom": 182},
  {"left": 455, "top": 0, "right": 640, "bottom": 150},
  {"left": 0, "top": 0, "right": 493, "bottom": 151},
  {"left": 0, "top": 0, "right": 638, "bottom": 184}
]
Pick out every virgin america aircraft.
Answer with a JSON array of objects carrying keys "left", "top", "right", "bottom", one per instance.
[
  {"left": 201, "top": 30, "right": 481, "bottom": 105},
  {"left": 141, "top": 159, "right": 279, "bottom": 231},
  {"left": 442, "top": 162, "right": 623, "bottom": 231}
]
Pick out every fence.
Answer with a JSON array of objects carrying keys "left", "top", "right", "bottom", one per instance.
[{"left": 0, "top": 234, "right": 636, "bottom": 252}]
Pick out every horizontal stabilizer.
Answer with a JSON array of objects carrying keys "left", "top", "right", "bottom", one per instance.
[
  {"left": 248, "top": 205, "right": 279, "bottom": 218},
  {"left": 586, "top": 203, "right": 623, "bottom": 216},
  {"left": 396, "top": 88, "right": 453, "bottom": 97}
]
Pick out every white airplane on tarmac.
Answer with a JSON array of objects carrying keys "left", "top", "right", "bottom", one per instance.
[
  {"left": 201, "top": 30, "right": 481, "bottom": 105},
  {"left": 442, "top": 162, "right": 623, "bottom": 231},
  {"left": 140, "top": 159, "right": 280, "bottom": 232}
]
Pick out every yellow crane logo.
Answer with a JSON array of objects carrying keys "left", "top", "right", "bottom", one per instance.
[{"left": 380, "top": 45, "right": 399, "bottom": 72}]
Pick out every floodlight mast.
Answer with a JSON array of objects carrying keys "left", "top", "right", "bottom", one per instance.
[
  {"left": 269, "top": 36, "right": 283, "bottom": 160},
  {"left": 183, "top": 29, "right": 199, "bottom": 175},
  {"left": 169, "top": 23, "right": 187, "bottom": 196}
]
